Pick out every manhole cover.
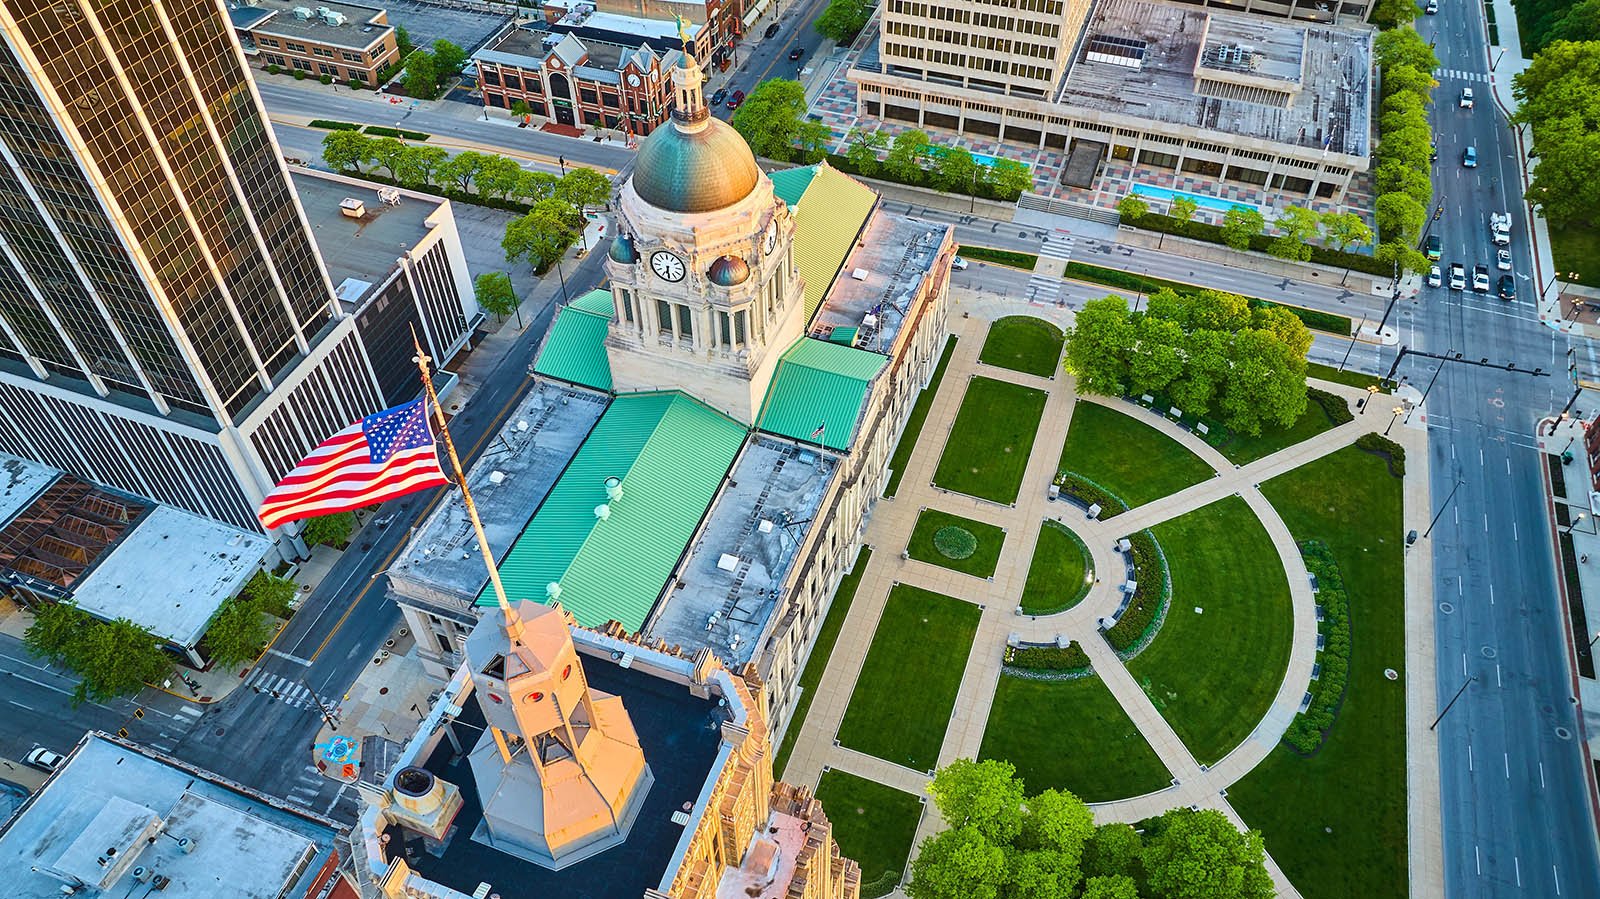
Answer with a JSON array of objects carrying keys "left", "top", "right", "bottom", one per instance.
[
  {"left": 379, "top": 687, "right": 389, "bottom": 695},
  {"left": 214, "top": 727, "right": 225, "bottom": 736},
  {"left": 1556, "top": 726, "right": 1573, "bottom": 740},
  {"left": 1481, "top": 646, "right": 1497, "bottom": 659},
  {"left": 1384, "top": 668, "right": 1399, "bottom": 680},
  {"left": 1438, "top": 602, "right": 1455, "bottom": 614}
]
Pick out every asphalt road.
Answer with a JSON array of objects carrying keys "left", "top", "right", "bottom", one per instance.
[
  {"left": 709, "top": 0, "right": 832, "bottom": 120},
  {"left": 1414, "top": 1, "right": 1600, "bottom": 894}
]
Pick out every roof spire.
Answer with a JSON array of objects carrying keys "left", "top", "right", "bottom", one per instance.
[{"left": 669, "top": 44, "right": 709, "bottom": 129}]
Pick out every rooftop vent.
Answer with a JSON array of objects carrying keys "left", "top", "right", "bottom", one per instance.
[{"left": 292, "top": 6, "right": 312, "bottom": 18}]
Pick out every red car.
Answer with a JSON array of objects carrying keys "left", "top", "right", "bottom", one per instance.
[{"left": 726, "top": 90, "right": 745, "bottom": 110}]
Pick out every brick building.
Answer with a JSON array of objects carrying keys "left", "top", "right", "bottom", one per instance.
[
  {"left": 475, "top": 27, "right": 681, "bottom": 134},
  {"left": 231, "top": 0, "right": 401, "bottom": 85}
]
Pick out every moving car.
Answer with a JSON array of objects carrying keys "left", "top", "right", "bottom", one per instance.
[
  {"left": 727, "top": 90, "right": 745, "bottom": 110},
  {"left": 1497, "top": 274, "right": 1516, "bottom": 301},
  {"left": 1426, "top": 234, "right": 1442, "bottom": 260},
  {"left": 1472, "top": 264, "right": 1491, "bottom": 292},
  {"left": 1460, "top": 87, "right": 1474, "bottom": 108},
  {"left": 789, "top": 47, "right": 805, "bottom": 61},
  {"left": 1448, "top": 263, "right": 1466, "bottom": 290},
  {"left": 710, "top": 88, "right": 728, "bottom": 106},
  {"left": 952, "top": 256, "right": 969, "bottom": 271},
  {"left": 1430, "top": 140, "right": 1439, "bottom": 162},
  {"left": 24, "top": 747, "right": 64, "bottom": 772},
  {"left": 765, "top": 22, "right": 780, "bottom": 38},
  {"left": 1427, "top": 264, "right": 1443, "bottom": 288},
  {"left": 1463, "top": 146, "right": 1477, "bottom": 167},
  {"left": 1425, "top": 0, "right": 1438, "bottom": 11},
  {"left": 1497, "top": 248, "right": 1512, "bottom": 270}
]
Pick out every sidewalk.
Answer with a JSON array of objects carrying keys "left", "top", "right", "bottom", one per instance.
[{"left": 307, "top": 632, "right": 436, "bottom": 784}]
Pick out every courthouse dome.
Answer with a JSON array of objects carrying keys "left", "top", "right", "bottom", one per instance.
[{"left": 631, "top": 118, "right": 761, "bottom": 214}]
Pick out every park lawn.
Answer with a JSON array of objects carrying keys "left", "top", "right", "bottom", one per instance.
[
  {"left": 1551, "top": 220, "right": 1600, "bottom": 289},
  {"left": 1126, "top": 495, "right": 1292, "bottom": 765},
  {"left": 979, "top": 673, "right": 1171, "bottom": 801},
  {"left": 1307, "top": 362, "right": 1391, "bottom": 392},
  {"left": 1210, "top": 401, "right": 1337, "bottom": 467},
  {"left": 1057, "top": 402, "right": 1214, "bottom": 508},
  {"left": 1018, "top": 520, "right": 1092, "bottom": 614},
  {"left": 978, "top": 316, "right": 1064, "bottom": 378},
  {"left": 837, "top": 585, "right": 982, "bottom": 771},
  {"left": 907, "top": 509, "right": 1007, "bottom": 579},
  {"left": 1228, "top": 445, "right": 1407, "bottom": 899},
  {"left": 885, "top": 337, "right": 957, "bottom": 497},
  {"left": 932, "top": 376, "right": 1048, "bottom": 505},
  {"left": 815, "top": 770, "right": 924, "bottom": 899},
  {"left": 775, "top": 548, "right": 873, "bottom": 777}
]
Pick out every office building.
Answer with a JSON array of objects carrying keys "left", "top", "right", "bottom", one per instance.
[
  {"left": 231, "top": 0, "right": 402, "bottom": 86},
  {"left": 475, "top": 28, "right": 682, "bottom": 134}
]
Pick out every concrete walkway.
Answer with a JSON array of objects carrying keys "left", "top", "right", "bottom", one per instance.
[{"left": 780, "top": 288, "right": 1439, "bottom": 897}]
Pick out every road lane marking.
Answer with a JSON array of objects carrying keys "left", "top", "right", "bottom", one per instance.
[
  {"left": 7, "top": 700, "right": 32, "bottom": 711},
  {"left": 1489, "top": 583, "right": 1494, "bottom": 604},
  {"left": 1514, "top": 856, "right": 1521, "bottom": 887},
  {"left": 1496, "top": 664, "right": 1502, "bottom": 686},
  {"left": 267, "top": 648, "right": 313, "bottom": 667},
  {"left": 1504, "top": 752, "right": 1510, "bottom": 779},
  {"left": 1512, "top": 520, "right": 1517, "bottom": 541},
  {"left": 1540, "top": 761, "right": 1546, "bottom": 788},
  {"left": 1469, "top": 745, "right": 1474, "bottom": 770},
  {"left": 1462, "top": 652, "right": 1468, "bottom": 676},
  {"left": 1554, "top": 866, "right": 1561, "bottom": 894}
]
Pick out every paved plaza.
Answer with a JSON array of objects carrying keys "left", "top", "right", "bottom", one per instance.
[{"left": 779, "top": 288, "right": 1441, "bottom": 898}]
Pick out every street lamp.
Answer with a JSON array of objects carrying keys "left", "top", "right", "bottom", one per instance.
[
  {"left": 1359, "top": 384, "right": 1380, "bottom": 414},
  {"left": 1384, "top": 404, "right": 1405, "bottom": 436},
  {"left": 1589, "top": 630, "right": 1600, "bottom": 649},
  {"left": 1564, "top": 512, "right": 1587, "bottom": 535}
]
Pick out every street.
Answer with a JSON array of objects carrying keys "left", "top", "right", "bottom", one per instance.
[{"left": 710, "top": 0, "right": 833, "bottom": 120}]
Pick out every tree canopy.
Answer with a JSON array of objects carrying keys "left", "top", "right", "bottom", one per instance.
[
  {"left": 554, "top": 168, "right": 613, "bottom": 211},
  {"left": 474, "top": 271, "right": 519, "bottom": 321},
  {"left": 24, "top": 603, "right": 171, "bottom": 705},
  {"left": 731, "top": 79, "right": 828, "bottom": 163},
  {"left": 1513, "top": 40, "right": 1600, "bottom": 227},
  {"left": 504, "top": 198, "right": 585, "bottom": 272},
  {"left": 1513, "top": 0, "right": 1600, "bottom": 51},
  {"left": 321, "top": 130, "right": 368, "bottom": 172},
  {"left": 816, "top": 0, "right": 873, "bottom": 43},
  {"left": 301, "top": 511, "right": 355, "bottom": 547},
  {"left": 203, "top": 596, "right": 272, "bottom": 668},
  {"left": 402, "top": 49, "right": 439, "bottom": 100},
  {"left": 1220, "top": 207, "right": 1265, "bottom": 251}
]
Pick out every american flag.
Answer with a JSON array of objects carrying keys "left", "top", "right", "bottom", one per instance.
[
  {"left": 257, "top": 399, "right": 450, "bottom": 530},
  {"left": 810, "top": 422, "right": 826, "bottom": 441}
]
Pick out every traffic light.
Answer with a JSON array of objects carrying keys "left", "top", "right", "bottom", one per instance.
[
  {"left": 133, "top": 708, "right": 144, "bottom": 719},
  {"left": 117, "top": 728, "right": 129, "bottom": 738}
]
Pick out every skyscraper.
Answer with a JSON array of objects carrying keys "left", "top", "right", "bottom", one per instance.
[{"left": 0, "top": 0, "right": 388, "bottom": 535}]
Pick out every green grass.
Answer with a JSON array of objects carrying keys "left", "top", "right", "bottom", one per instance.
[
  {"left": 933, "top": 377, "right": 1048, "bottom": 504},
  {"left": 1209, "top": 401, "right": 1336, "bottom": 466},
  {"left": 1551, "top": 220, "right": 1600, "bottom": 289},
  {"left": 907, "top": 509, "right": 1006, "bottom": 578},
  {"left": 1125, "top": 496, "right": 1292, "bottom": 765},
  {"left": 775, "top": 548, "right": 874, "bottom": 777},
  {"left": 1228, "top": 446, "right": 1406, "bottom": 899},
  {"left": 955, "top": 245, "right": 1039, "bottom": 269},
  {"left": 837, "top": 585, "right": 982, "bottom": 770},
  {"left": 1306, "top": 362, "right": 1393, "bottom": 392},
  {"left": 885, "top": 337, "right": 957, "bottom": 498},
  {"left": 1019, "top": 521, "right": 1092, "bottom": 614},
  {"left": 814, "top": 770, "right": 924, "bottom": 898},
  {"left": 1065, "top": 261, "right": 1353, "bottom": 335},
  {"left": 1057, "top": 402, "right": 1214, "bottom": 508},
  {"left": 979, "top": 674, "right": 1172, "bottom": 801},
  {"left": 978, "top": 316, "right": 1064, "bottom": 378}
]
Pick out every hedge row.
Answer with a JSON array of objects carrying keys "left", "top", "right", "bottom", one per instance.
[
  {"left": 365, "top": 125, "right": 430, "bottom": 141},
  {"left": 1355, "top": 432, "right": 1407, "bottom": 477},
  {"left": 1283, "top": 541, "right": 1352, "bottom": 753},
  {"left": 1307, "top": 387, "right": 1354, "bottom": 425},
  {"left": 956, "top": 245, "right": 1040, "bottom": 269},
  {"left": 822, "top": 152, "right": 1025, "bottom": 202},
  {"left": 1005, "top": 641, "right": 1092, "bottom": 674},
  {"left": 1104, "top": 530, "right": 1171, "bottom": 653},
  {"left": 1053, "top": 471, "right": 1130, "bottom": 519},
  {"left": 1064, "top": 260, "right": 1353, "bottom": 335},
  {"left": 309, "top": 119, "right": 361, "bottom": 131},
  {"left": 1123, "top": 212, "right": 1393, "bottom": 277}
]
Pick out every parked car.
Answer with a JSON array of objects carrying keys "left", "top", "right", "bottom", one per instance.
[
  {"left": 951, "top": 256, "right": 969, "bottom": 271},
  {"left": 1448, "top": 263, "right": 1466, "bottom": 290},
  {"left": 1497, "top": 248, "right": 1512, "bottom": 270},
  {"left": 1463, "top": 146, "right": 1477, "bottom": 167},
  {"left": 1426, "top": 234, "right": 1442, "bottom": 260},
  {"left": 764, "top": 22, "right": 780, "bottom": 38},
  {"left": 1427, "top": 264, "right": 1443, "bottom": 288},
  {"left": 1430, "top": 140, "right": 1439, "bottom": 162},
  {"left": 727, "top": 90, "right": 745, "bottom": 109},
  {"left": 1460, "top": 87, "right": 1474, "bottom": 108},
  {"left": 710, "top": 88, "right": 728, "bottom": 106},
  {"left": 1472, "top": 264, "right": 1491, "bottom": 292},
  {"left": 1497, "top": 274, "right": 1516, "bottom": 301},
  {"left": 1425, "top": 0, "right": 1439, "bottom": 12},
  {"left": 789, "top": 47, "right": 805, "bottom": 61},
  {"left": 24, "top": 747, "right": 64, "bottom": 773}
]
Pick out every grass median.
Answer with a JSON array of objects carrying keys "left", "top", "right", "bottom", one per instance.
[
  {"left": 815, "top": 770, "right": 924, "bottom": 898},
  {"left": 932, "top": 376, "right": 1048, "bottom": 505},
  {"left": 978, "top": 316, "right": 1064, "bottom": 377},
  {"left": 885, "top": 337, "right": 956, "bottom": 498}
]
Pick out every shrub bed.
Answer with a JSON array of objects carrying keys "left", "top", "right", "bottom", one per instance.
[
  {"left": 1065, "top": 261, "right": 1352, "bottom": 335},
  {"left": 1122, "top": 212, "right": 1392, "bottom": 277},
  {"left": 823, "top": 152, "right": 1024, "bottom": 201},
  {"left": 309, "top": 119, "right": 361, "bottom": 131},
  {"left": 1283, "top": 541, "right": 1352, "bottom": 753},
  {"left": 1308, "top": 387, "right": 1355, "bottom": 425},
  {"left": 365, "top": 125, "right": 430, "bottom": 141},
  {"left": 1355, "top": 433, "right": 1406, "bottom": 477},
  {"left": 932, "top": 526, "right": 978, "bottom": 560},
  {"left": 1053, "top": 471, "right": 1129, "bottom": 519},
  {"left": 1004, "top": 641, "right": 1092, "bottom": 675},
  {"left": 956, "top": 245, "right": 1039, "bottom": 269},
  {"left": 1104, "top": 530, "right": 1171, "bottom": 653}
]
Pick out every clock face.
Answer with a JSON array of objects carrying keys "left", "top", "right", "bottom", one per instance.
[
  {"left": 627, "top": 72, "right": 641, "bottom": 87},
  {"left": 651, "top": 250, "right": 686, "bottom": 282},
  {"left": 763, "top": 219, "right": 778, "bottom": 255}
]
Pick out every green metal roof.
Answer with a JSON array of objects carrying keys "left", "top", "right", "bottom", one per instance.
[
  {"left": 768, "top": 165, "right": 818, "bottom": 207},
  {"left": 756, "top": 338, "right": 886, "bottom": 451},
  {"left": 533, "top": 290, "right": 614, "bottom": 391},
  {"left": 791, "top": 163, "right": 878, "bottom": 321},
  {"left": 482, "top": 391, "right": 748, "bottom": 632},
  {"left": 827, "top": 326, "right": 858, "bottom": 345}
]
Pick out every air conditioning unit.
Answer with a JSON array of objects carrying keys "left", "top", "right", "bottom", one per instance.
[
  {"left": 292, "top": 6, "right": 312, "bottom": 18},
  {"left": 131, "top": 866, "right": 155, "bottom": 884}
]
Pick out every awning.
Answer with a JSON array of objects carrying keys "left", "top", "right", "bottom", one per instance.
[{"left": 741, "top": 0, "right": 771, "bottom": 29}]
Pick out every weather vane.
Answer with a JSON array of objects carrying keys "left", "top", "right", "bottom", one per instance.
[{"left": 674, "top": 12, "right": 690, "bottom": 54}]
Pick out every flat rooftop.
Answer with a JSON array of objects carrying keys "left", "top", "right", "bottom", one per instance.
[
  {"left": 1062, "top": 0, "right": 1370, "bottom": 157},
  {"left": 650, "top": 437, "right": 836, "bottom": 665},
  {"left": 716, "top": 809, "right": 807, "bottom": 899},
  {"left": 72, "top": 505, "right": 271, "bottom": 648},
  {"left": 393, "top": 657, "right": 721, "bottom": 898},
  {"left": 557, "top": 9, "right": 703, "bottom": 39},
  {"left": 237, "top": 0, "right": 391, "bottom": 48},
  {"left": 480, "top": 25, "right": 648, "bottom": 77},
  {"left": 811, "top": 209, "right": 946, "bottom": 353},
  {"left": 385, "top": 384, "right": 607, "bottom": 615},
  {"left": 0, "top": 454, "right": 55, "bottom": 528},
  {"left": 292, "top": 170, "right": 443, "bottom": 308},
  {"left": 0, "top": 734, "right": 343, "bottom": 899}
]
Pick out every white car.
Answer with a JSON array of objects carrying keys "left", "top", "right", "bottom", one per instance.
[
  {"left": 1425, "top": 0, "right": 1438, "bottom": 11},
  {"left": 1460, "top": 87, "right": 1474, "bottom": 108},
  {"left": 24, "top": 747, "right": 64, "bottom": 772},
  {"left": 951, "top": 256, "right": 969, "bottom": 271},
  {"left": 1496, "top": 248, "right": 1512, "bottom": 270},
  {"left": 1427, "top": 264, "right": 1442, "bottom": 288},
  {"left": 1472, "top": 264, "right": 1491, "bottom": 293},
  {"left": 1448, "top": 263, "right": 1466, "bottom": 290}
]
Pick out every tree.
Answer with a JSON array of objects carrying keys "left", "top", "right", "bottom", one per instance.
[
  {"left": 1253, "top": 305, "right": 1314, "bottom": 359},
  {"left": 1375, "top": 191, "right": 1427, "bottom": 243},
  {"left": 906, "top": 827, "right": 1007, "bottom": 899},
  {"left": 1267, "top": 205, "right": 1321, "bottom": 262},
  {"left": 1380, "top": 64, "right": 1436, "bottom": 101},
  {"left": 1115, "top": 194, "right": 1148, "bottom": 222},
  {"left": 503, "top": 198, "right": 584, "bottom": 272},
  {"left": 1003, "top": 849, "right": 1080, "bottom": 899},
  {"left": 1080, "top": 875, "right": 1141, "bottom": 899},
  {"left": 515, "top": 170, "right": 560, "bottom": 204},
  {"left": 884, "top": 129, "right": 933, "bottom": 182},
  {"left": 988, "top": 158, "right": 1032, "bottom": 198},
  {"left": 935, "top": 147, "right": 980, "bottom": 193},
  {"left": 321, "top": 130, "right": 369, "bottom": 172},
  {"left": 300, "top": 511, "right": 355, "bottom": 547},
  {"left": 440, "top": 150, "right": 488, "bottom": 194},
  {"left": 1170, "top": 195, "right": 1199, "bottom": 224},
  {"left": 1168, "top": 328, "right": 1232, "bottom": 416},
  {"left": 395, "top": 24, "right": 413, "bottom": 56},
  {"left": 1220, "top": 206, "right": 1265, "bottom": 251},
  {"left": 402, "top": 50, "right": 439, "bottom": 100},
  {"left": 1374, "top": 239, "right": 1429, "bottom": 275},
  {"left": 815, "top": 0, "right": 873, "bottom": 43},
  {"left": 1128, "top": 313, "right": 1186, "bottom": 395},
  {"left": 730, "top": 79, "right": 811, "bottom": 162},
  {"left": 1062, "top": 296, "right": 1134, "bottom": 395},
  {"left": 1019, "top": 788, "right": 1095, "bottom": 858},
  {"left": 241, "top": 570, "right": 298, "bottom": 617},
  {"left": 22, "top": 600, "right": 88, "bottom": 667},
  {"left": 1371, "top": 0, "right": 1420, "bottom": 28},
  {"left": 928, "top": 759, "right": 1025, "bottom": 844},
  {"left": 1373, "top": 162, "right": 1432, "bottom": 207},
  {"left": 70, "top": 617, "right": 171, "bottom": 705},
  {"left": 1373, "top": 27, "right": 1440, "bottom": 73},
  {"left": 1081, "top": 823, "right": 1142, "bottom": 880},
  {"left": 844, "top": 127, "right": 887, "bottom": 175},
  {"left": 474, "top": 271, "right": 519, "bottom": 322},
  {"left": 365, "top": 136, "right": 407, "bottom": 179},
  {"left": 1320, "top": 211, "right": 1373, "bottom": 252},
  {"left": 432, "top": 39, "right": 467, "bottom": 75},
  {"left": 395, "top": 145, "right": 447, "bottom": 186},
  {"left": 554, "top": 167, "right": 613, "bottom": 212},
  {"left": 476, "top": 155, "right": 525, "bottom": 200},
  {"left": 795, "top": 119, "right": 832, "bottom": 163},
  {"left": 1512, "top": 43, "right": 1600, "bottom": 227},
  {"left": 203, "top": 597, "right": 271, "bottom": 668},
  {"left": 1139, "top": 808, "right": 1274, "bottom": 899},
  {"left": 1217, "top": 327, "right": 1308, "bottom": 435}
]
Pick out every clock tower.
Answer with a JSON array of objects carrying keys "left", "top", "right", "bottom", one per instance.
[{"left": 604, "top": 50, "right": 807, "bottom": 425}]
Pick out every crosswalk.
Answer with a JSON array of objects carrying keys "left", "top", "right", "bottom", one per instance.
[
  {"left": 1434, "top": 68, "right": 1489, "bottom": 83},
  {"left": 143, "top": 703, "right": 204, "bottom": 753},
  {"left": 242, "top": 668, "right": 321, "bottom": 710},
  {"left": 1028, "top": 231, "right": 1074, "bottom": 308}
]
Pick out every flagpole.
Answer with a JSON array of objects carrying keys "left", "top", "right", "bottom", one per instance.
[{"left": 410, "top": 330, "right": 520, "bottom": 632}]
